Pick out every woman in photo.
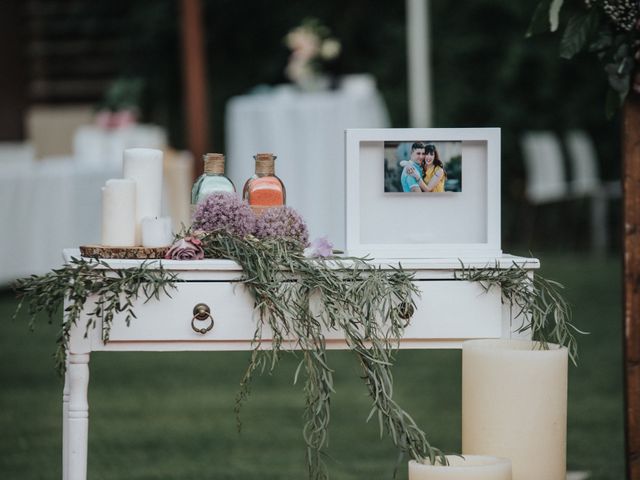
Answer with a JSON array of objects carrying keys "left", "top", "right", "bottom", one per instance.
[{"left": 405, "top": 143, "right": 447, "bottom": 192}]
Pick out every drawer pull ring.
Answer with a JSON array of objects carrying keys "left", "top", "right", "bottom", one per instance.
[
  {"left": 191, "top": 303, "right": 214, "bottom": 334},
  {"left": 396, "top": 302, "right": 415, "bottom": 325}
]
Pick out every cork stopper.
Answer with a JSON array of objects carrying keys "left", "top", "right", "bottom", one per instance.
[
  {"left": 254, "top": 153, "right": 276, "bottom": 175},
  {"left": 203, "top": 153, "right": 225, "bottom": 174}
]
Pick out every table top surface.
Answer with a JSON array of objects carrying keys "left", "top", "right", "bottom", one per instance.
[{"left": 63, "top": 248, "right": 540, "bottom": 271}]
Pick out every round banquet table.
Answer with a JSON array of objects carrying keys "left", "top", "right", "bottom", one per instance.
[
  {"left": 225, "top": 76, "right": 390, "bottom": 250},
  {"left": 0, "top": 157, "right": 119, "bottom": 285}
]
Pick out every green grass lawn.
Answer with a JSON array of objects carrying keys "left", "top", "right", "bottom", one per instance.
[{"left": 0, "top": 253, "right": 624, "bottom": 479}]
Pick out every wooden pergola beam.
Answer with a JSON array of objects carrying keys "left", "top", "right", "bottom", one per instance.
[{"left": 180, "top": 0, "right": 208, "bottom": 180}]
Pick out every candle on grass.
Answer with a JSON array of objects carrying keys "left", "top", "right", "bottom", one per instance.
[
  {"left": 141, "top": 216, "right": 173, "bottom": 248},
  {"left": 462, "top": 339, "right": 568, "bottom": 480},
  {"left": 101, "top": 179, "right": 136, "bottom": 247},
  {"left": 123, "top": 148, "right": 163, "bottom": 244}
]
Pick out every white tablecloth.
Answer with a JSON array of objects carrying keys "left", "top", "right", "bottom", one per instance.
[
  {"left": 0, "top": 124, "right": 192, "bottom": 286},
  {"left": 0, "top": 158, "right": 119, "bottom": 285},
  {"left": 225, "top": 77, "right": 390, "bottom": 249}
]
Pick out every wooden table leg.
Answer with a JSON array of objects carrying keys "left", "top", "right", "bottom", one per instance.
[{"left": 66, "top": 353, "right": 90, "bottom": 480}]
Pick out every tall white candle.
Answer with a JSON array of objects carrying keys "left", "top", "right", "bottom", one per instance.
[
  {"left": 122, "top": 148, "right": 164, "bottom": 244},
  {"left": 462, "top": 339, "right": 568, "bottom": 480},
  {"left": 409, "top": 456, "right": 511, "bottom": 479},
  {"left": 141, "top": 216, "right": 173, "bottom": 247},
  {"left": 101, "top": 178, "right": 136, "bottom": 247}
]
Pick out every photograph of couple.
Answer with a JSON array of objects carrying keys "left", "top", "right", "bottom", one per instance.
[{"left": 383, "top": 141, "right": 462, "bottom": 193}]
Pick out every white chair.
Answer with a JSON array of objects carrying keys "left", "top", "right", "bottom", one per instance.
[
  {"left": 521, "top": 131, "right": 568, "bottom": 203},
  {"left": 564, "top": 130, "right": 621, "bottom": 253},
  {"left": 521, "top": 130, "right": 620, "bottom": 254}
]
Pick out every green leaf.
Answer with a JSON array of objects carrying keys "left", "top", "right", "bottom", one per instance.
[
  {"left": 526, "top": 0, "right": 552, "bottom": 37},
  {"left": 560, "top": 11, "right": 599, "bottom": 59},
  {"left": 549, "top": 0, "right": 564, "bottom": 32},
  {"left": 605, "top": 87, "right": 624, "bottom": 119}
]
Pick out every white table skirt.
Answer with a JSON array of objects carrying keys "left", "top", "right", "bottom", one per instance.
[
  {"left": 0, "top": 158, "right": 119, "bottom": 285},
  {"left": 225, "top": 77, "right": 390, "bottom": 249}
]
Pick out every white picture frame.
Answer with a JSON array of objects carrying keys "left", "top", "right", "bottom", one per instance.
[{"left": 345, "top": 128, "right": 501, "bottom": 259}]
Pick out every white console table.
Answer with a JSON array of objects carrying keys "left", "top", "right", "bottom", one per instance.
[{"left": 61, "top": 249, "right": 538, "bottom": 480}]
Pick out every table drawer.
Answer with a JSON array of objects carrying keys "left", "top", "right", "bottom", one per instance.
[{"left": 102, "top": 280, "right": 501, "bottom": 343}]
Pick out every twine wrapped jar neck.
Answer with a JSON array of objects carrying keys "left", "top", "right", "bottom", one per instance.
[
  {"left": 204, "top": 153, "right": 225, "bottom": 174},
  {"left": 254, "top": 153, "right": 276, "bottom": 176}
]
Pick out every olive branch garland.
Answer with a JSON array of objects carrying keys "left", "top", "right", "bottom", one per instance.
[
  {"left": 11, "top": 236, "right": 447, "bottom": 478},
  {"left": 456, "top": 261, "right": 585, "bottom": 365},
  {"left": 12, "top": 257, "right": 179, "bottom": 375},
  {"left": 12, "top": 237, "right": 581, "bottom": 480},
  {"left": 200, "top": 232, "right": 445, "bottom": 479}
]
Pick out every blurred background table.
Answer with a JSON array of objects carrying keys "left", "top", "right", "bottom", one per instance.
[
  {"left": 0, "top": 124, "right": 192, "bottom": 286},
  {"left": 225, "top": 75, "right": 390, "bottom": 249},
  {"left": 0, "top": 156, "right": 117, "bottom": 284}
]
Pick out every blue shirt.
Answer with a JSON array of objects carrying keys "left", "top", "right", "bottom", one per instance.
[{"left": 401, "top": 161, "right": 424, "bottom": 192}]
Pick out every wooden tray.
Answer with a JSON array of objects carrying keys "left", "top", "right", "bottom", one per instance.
[{"left": 79, "top": 245, "right": 169, "bottom": 260}]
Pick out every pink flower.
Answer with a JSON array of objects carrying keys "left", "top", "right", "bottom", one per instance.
[
  {"left": 165, "top": 236, "right": 205, "bottom": 260},
  {"left": 95, "top": 110, "right": 113, "bottom": 129},
  {"left": 304, "top": 236, "right": 334, "bottom": 258},
  {"left": 94, "top": 109, "right": 138, "bottom": 129}
]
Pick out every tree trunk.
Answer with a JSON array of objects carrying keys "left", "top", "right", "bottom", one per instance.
[{"left": 623, "top": 93, "right": 640, "bottom": 480}]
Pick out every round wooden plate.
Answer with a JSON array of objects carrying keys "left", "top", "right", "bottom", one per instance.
[{"left": 79, "top": 245, "right": 169, "bottom": 260}]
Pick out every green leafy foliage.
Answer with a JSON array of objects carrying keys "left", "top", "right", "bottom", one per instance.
[
  {"left": 200, "top": 232, "right": 445, "bottom": 478},
  {"left": 12, "top": 235, "right": 446, "bottom": 479},
  {"left": 457, "top": 262, "right": 585, "bottom": 365},
  {"left": 13, "top": 257, "right": 178, "bottom": 375},
  {"left": 527, "top": 0, "right": 554, "bottom": 37},
  {"left": 530, "top": 0, "right": 638, "bottom": 114},
  {"left": 12, "top": 237, "right": 579, "bottom": 479},
  {"left": 560, "top": 10, "right": 600, "bottom": 59}
]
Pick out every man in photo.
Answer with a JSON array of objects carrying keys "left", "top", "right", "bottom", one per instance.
[{"left": 400, "top": 142, "right": 426, "bottom": 192}]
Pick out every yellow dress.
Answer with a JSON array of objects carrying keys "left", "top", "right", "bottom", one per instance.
[{"left": 424, "top": 165, "right": 445, "bottom": 192}]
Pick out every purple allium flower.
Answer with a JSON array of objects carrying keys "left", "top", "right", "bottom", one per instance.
[
  {"left": 165, "top": 236, "right": 205, "bottom": 260},
  {"left": 304, "top": 236, "right": 334, "bottom": 258},
  {"left": 192, "top": 192, "right": 256, "bottom": 237},
  {"left": 254, "top": 206, "right": 309, "bottom": 246}
]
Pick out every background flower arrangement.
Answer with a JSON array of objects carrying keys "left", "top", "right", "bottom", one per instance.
[{"left": 284, "top": 17, "right": 342, "bottom": 91}]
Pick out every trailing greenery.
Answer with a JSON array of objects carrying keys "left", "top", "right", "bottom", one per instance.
[
  {"left": 12, "top": 258, "right": 178, "bottom": 375},
  {"left": 201, "top": 232, "right": 444, "bottom": 478},
  {"left": 12, "top": 234, "right": 446, "bottom": 479},
  {"left": 13, "top": 236, "right": 581, "bottom": 479},
  {"left": 457, "top": 261, "right": 584, "bottom": 364}
]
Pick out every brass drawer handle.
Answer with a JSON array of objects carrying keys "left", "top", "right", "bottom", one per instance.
[
  {"left": 191, "top": 303, "right": 214, "bottom": 334},
  {"left": 396, "top": 302, "right": 414, "bottom": 326}
]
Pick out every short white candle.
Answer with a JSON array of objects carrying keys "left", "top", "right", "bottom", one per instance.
[
  {"left": 141, "top": 216, "right": 173, "bottom": 248},
  {"left": 122, "top": 148, "right": 164, "bottom": 245},
  {"left": 408, "top": 456, "right": 511, "bottom": 479},
  {"left": 462, "top": 339, "right": 568, "bottom": 480},
  {"left": 101, "top": 178, "right": 136, "bottom": 247}
]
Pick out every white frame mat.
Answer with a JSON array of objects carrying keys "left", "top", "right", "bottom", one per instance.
[{"left": 345, "top": 128, "right": 501, "bottom": 259}]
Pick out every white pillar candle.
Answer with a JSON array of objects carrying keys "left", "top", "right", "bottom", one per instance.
[
  {"left": 462, "top": 339, "right": 568, "bottom": 480},
  {"left": 101, "top": 179, "right": 136, "bottom": 247},
  {"left": 141, "top": 216, "right": 173, "bottom": 247},
  {"left": 122, "top": 148, "right": 163, "bottom": 244},
  {"left": 408, "top": 456, "right": 511, "bottom": 479}
]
